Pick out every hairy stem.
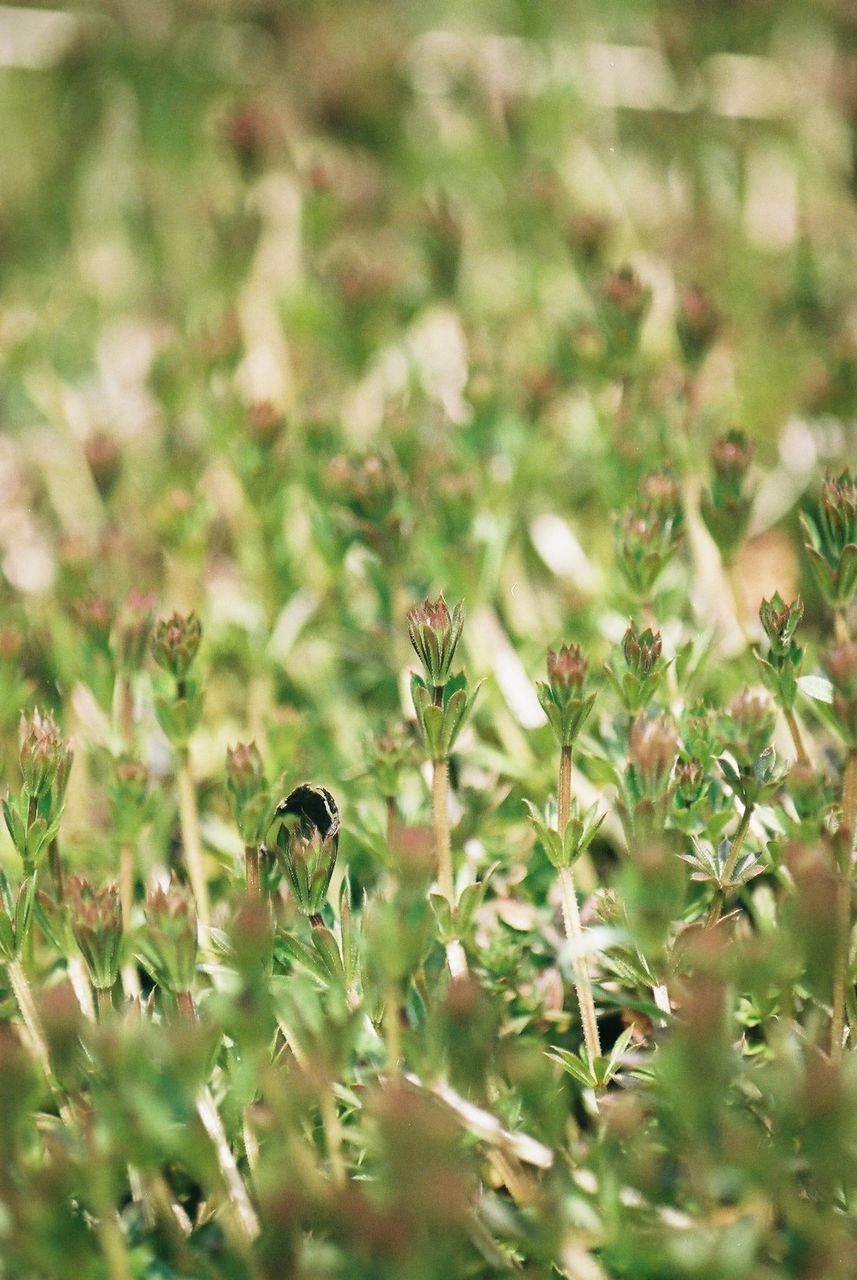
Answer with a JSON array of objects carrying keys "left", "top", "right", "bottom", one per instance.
[
  {"left": 557, "top": 745, "right": 601, "bottom": 1066},
  {"left": 7, "top": 957, "right": 74, "bottom": 1127},
  {"left": 177, "top": 748, "right": 210, "bottom": 928},
  {"left": 832, "top": 749, "right": 857, "bottom": 1061},
  {"left": 432, "top": 757, "right": 454, "bottom": 905},
  {"left": 244, "top": 843, "right": 260, "bottom": 899},
  {"left": 385, "top": 983, "right": 401, "bottom": 1072},
  {"left": 319, "top": 1088, "right": 346, "bottom": 1187},
  {"left": 784, "top": 708, "right": 809, "bottom": 767},
  {"left": 196, "top": 1085, "right": 260, "bottom": 1241},
  {"left": 722, "top": 802, "right": 754, "bottom": 884}
]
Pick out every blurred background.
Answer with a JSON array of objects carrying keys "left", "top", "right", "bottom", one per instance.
[{"left": 0, "top": 0, "right": 855, "bottom": 882}]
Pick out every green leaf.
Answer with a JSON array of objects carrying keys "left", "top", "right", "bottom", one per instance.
[{"left": 311, "top": 927, "right": 345, "bottom": 981}]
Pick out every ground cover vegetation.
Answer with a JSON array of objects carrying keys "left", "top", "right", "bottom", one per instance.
[{"left": 2, "top": 2, "right": 857, "bottom": 1277}]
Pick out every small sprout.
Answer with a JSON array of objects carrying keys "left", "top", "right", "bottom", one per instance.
[
  {"left": 18, "top": 709, "right": 72, "bottom": 802},
  {"left": 723, "top": 688, "right": 776, "bottom": 768},
  {"left": 365, "top": 723, "right": 418, "bottom": 800},
  {"left": 755, "top": 594, "right": 804, "bottom": 712},
  {"left": 111, "top": 591, "right": 155, "bottom": 674},
  {"left": 614, "top": 505, "right": 683, "bottom": 599}
]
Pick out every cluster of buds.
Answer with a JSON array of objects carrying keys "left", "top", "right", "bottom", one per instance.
[
  {"left": 620, "top": 714, "right": 679, "bottom": 844},
  {"left": 718, "top": 688, "right": 787, "bottom": 806},
  {"left": 151, "top": 611, "right": 204, "bottom": 748},
  {"left": 226, "top": 741, "right": 274, "bottom": 847},
  {"left": 755, "top": 594, "right": 804, "bottom": 712},
  {"left": 675, "top": 284, "right": 720, "bottom": 369},
  {"left": 800, "top": 470, "right": 857, "bottom": 610},
  {"left": 700, "top": 431, "right": 754, "bottom": 563},
  {"left": 605, "top": 621, "right": 666, "bottom": 714},
  {"left": 823, "top": 641, "right": 857, "bottom": 748},
  {"left": 537, "top": 644, "right": 597, "bottom": 748},
  {"left": 2, "top": 710, "right": 73, "bottom": 873},
  {"left": 138, "top": 879, "right": 198, "bottom": 998},
  {"left": 66, "top": 876, "right": 123, "bottom": 997},
  {"left": 598, "top": 267, "right": 651, "bottom": 361},
  {"left": 272, "top": 784, "right": 341, "bottom": 923},
  {"left": 408, "top": 596, "right": 480, "bottom": 762},
  {"left": 365, "top": 722, "right": 418, "bottom": 800}
]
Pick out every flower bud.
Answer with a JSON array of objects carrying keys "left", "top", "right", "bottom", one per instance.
[
  {"left": 599, "top": 267, "right": 651, "bottom": 358},
  {"left": 247, "top": 400, "right": 284, "bottom": 447},
  {"left": 67, "top": 876, "right": 123, "bottom": 992},
  {"left": 406, "top": 595, "right": 464, "bottom": 692},
  {"left": 676, "top": 285, "right": 719, "bottom": 368},
  {"left": 18, "top": 709, "right": 72, "bottom": 801},
  {"left": 84, "top": 431, "right": 122, "bottom": 500},
  {"left": 819, "top": 469, "right": 857, "bottom": 558},
  {"left": 629, "top": 715, "right": 678, "bottom": 797},
  {"left": 759, "top": 593, "right": 803, "bottom": 658},
  {"left": 622, "top": 622, "right": 662, "bottom": 678},
  {"left": 546, "top": 643, "right": 588, "bottom": 699},
  {"left": 711, "top": 431, "right": 752, "bottom": 487},
  {"left": 701, "top": 431, "right": 754, "bottom": 562},
  {"left": 823, "top": 641, "right": 857, "bottom": 746},
  {"left": 641, "top": 471, "right": 682, "bottom": 522},
  {"left": 151, "top": 611, "right": 202, "bottom": 680},
  {"left": 141, "top": 879, "right": 198, "bottom": 995},
  {"left": 365, "top": 722, "right": 418, "bottom": 799},
  {"left": 111, "top": 591, "right": 155, "bottom": 674},
  {"left": 725, "top": 688, "right": 776, "bottom": 765},
  {"left": 226, "top": 741, "right": 273, "bottom": 845},
  {"left": 615, "top": 505, "right": 683, "bottom": 598},
  {"left": 537, "top": 644, "right": 596, "bottom": 747}
]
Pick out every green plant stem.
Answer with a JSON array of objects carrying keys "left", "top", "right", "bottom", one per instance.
[
  {"left": 96, "top": 986, "right": 113, "bottom": 1021},
  {"left": 319, "top": 1088, "right": 346, "bottom": 1187},
  {"left": 177, "top": 989, "right": 196, "bottom": 1022},
  {"left": 432, "top": 757, "right": 454, "bottom": 905},
  {"left": 832, "top": 749, "right": 857, "bottom": 1062},
  {"left": 7, "top": 957, "right": 74, "bottom": 1128},
  {"left": 722, "top": 802, "right": 753, "bottom": 884},
  {"left": 95, "top": 1210, "right": 133, "bottom": 1280},
  {"left": 386, "top": 983, "right": 401, "bottom": 1071},
  {"left": 48, "top": 838, "right": 64, "bottom": 903},
  {"left": 386, "top": 795, "right": 397, "bottom": 852},
  {"left": 844, "top": 749, "right": 857, "bottom": 834},
  {"left": 432, "top": 755, "right": 469, "bottom": 978},
  {"left": 245, "top": 843, "right": 260, "bottom": 899},
  {"left": 834, "top": 610, "right": 849, "bottom": 645},
  {"left": 177, "top": 748, "right": 211, "bottom": 928},
  {"left": 119, "top": 841, "right": 134, "bottom": 927},
  {"left": 557, "top": 745, "right": 601, "bottom": 1067},
  {"left": 784, "top": 708, "right": 809, "bottom": 767},
  {"left": 196, "top": 1085, "right": 260, "bottom": 1242}
]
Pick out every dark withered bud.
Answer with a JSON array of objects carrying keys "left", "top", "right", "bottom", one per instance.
[
  {"left": 151, "top": 611, "right": 202, "bottom": 680},
  {"left": 406, "top": 595, "right": 464, "bottom": 692},
  {"left": 675, "top": 285, "right": 719, "bottom": 368},
  {"left": 273, "top": 785, "right": 341, "bottom": 920},
  {"left": 67, "top": 876, "right": 123, "bottom": 992}
]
